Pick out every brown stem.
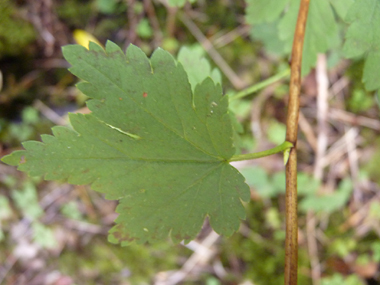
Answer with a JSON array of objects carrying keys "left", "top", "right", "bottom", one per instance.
[{"left": 284, "top": 0, "right": 310, "bottom": 284}]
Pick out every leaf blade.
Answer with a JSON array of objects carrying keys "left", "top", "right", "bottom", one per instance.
[
  {"left": 343, "top": 0, "right": 380, "bottom": 91},
  {"left": 2, "top": 41, "right": 249, "bottom": 244}
]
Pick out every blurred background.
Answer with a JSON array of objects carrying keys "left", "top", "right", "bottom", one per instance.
[{"left": 1, "top": 0, "right": 380, "bottom": 284}]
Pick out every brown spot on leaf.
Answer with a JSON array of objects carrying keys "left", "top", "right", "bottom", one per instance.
[
  {"left": 20, "top": 156, "right": 26, "bottom": 164},
  {"left": 174, "top": 233, "right": 191, "bottom": 241},
  {"left": 111, "top": 224, "right": 138, "bottom": 243},
  {"left": 119, "top": 97, "right": 123, "bottom": 101},
  {"left": 143, "top": 92, "right": 148, "bottom": 98}
]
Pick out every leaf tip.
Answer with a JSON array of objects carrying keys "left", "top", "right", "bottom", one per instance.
[
  {"left": 88, "top": 41, "right": 104, "bottom": 52},
  {"left": 1, "top": 150, "right": 26, "bottom": 167},
  {"left": 61, "top": 44, "right": 88, "bottom": 63},
  {"left": 108, "top": 223, "right": 138, "bottom": 246}
]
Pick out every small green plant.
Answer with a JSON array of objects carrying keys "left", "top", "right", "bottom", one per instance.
[{"left": 246, "top": 0, "right": 380, "bottom": 93}]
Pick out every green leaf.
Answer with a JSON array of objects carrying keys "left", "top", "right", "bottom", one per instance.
[
  {"left": 321, "top": 273, "right": 366, "bottom": 285},
  {"left": 348, "top": 88, "right": 375, "bottom": 113},
  {"left": 167, "top": 0, "right": 196, "bottom": 7},
  {"left": 2, "top": 41, "right": 249, "bottom": 245},
  {"left": 12, "top": 181, "right": 43, "bottom": 220},
  {"left": 246, "top": 0, "right": 340, "bottom": 75},
  {"left": 241, "top": 169, "right": 320, "bottom": 198},
  {"left": 299, "top": 179, "right": 352, "bottom": 213},
  {"left": 32, "top": 221, "right": 57, "bottom": 249},
  {"left": 278, "top": 0, "right": 339, "bottom": 75},
  {"left": 245, "top": 0, "right": 288, "bottom": 24},
  {"left": 343, "top": 0, "right": 380, "bottom": 91},
  {"left": 61, "top": 201, "right": 83, "bottom": 220},
  {"left": 329, "top": 0, "right": 354, "bottom": 20},
  {"left": 267, "top": 120, "right": 286, "bottom": 145},
  {"left": 95, "top": 0, "right": 119, "bottom": 14},
  {"left": 136, "top": 19, "right": 153, "bottom": 39},
  {"left": 177, "top": 45, "right": 222, "bottom": 92},
  {"left": 371, "top": 241, "right": 380, "bottom": 262},
  {"left": 297, "top": 173, "right": 320, "bottom": 196},
  {"left": 240, "top": 166, "right": 275, "bottom": 198},
  {"left": 249, "top": 21, "right": 286, "bottom": 56},
  {"left": 22, "top": 106, "right": 39, "bottom": 124},
  {"left": 331, "top": 238, "right": 356, "bottom": 258},
  {"left": 0, "top": 195, "right": 12, "bottom": 220}
]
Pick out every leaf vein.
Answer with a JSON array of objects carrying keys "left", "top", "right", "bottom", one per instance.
[{"left": 79, "top": 56, "right": 222, "bottom": 160}]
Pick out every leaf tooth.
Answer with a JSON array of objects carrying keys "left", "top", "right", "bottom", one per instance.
[
  {"left": 88, "top": 41, "right": 104, "bottom": 52},
  {"left": 126, "top": 44, "right": 151, "bottom": 72},
  {"left": 150, "top": 48, "right": 176, "bottom": 70},
  {"left": 105, "top": 40, "right": 124, "bottom": 55}
]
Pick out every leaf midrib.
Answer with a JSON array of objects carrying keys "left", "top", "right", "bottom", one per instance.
[{"left": 33, "top": 156, "right": 225, "bottom": 164}]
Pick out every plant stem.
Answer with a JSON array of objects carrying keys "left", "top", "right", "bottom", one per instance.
[
  {"left": 284, "top": 0, "right": 310, "bottom": 284},
  {"left": 229, "top": 68, "right": 290, "bottom": 101},
  {"left": 229, "top": 141, "right": 293, "bottom": 162}
]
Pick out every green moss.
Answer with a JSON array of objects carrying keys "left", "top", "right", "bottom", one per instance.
[
  {"left": 0, "top": 0, "right": 36, "bottom": 57},
  {"left": 56, "top": 0, "right": 93, "bottom": 27},
  {"left": 58, "top": 237, "right": 188, "bottom": 284}
]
